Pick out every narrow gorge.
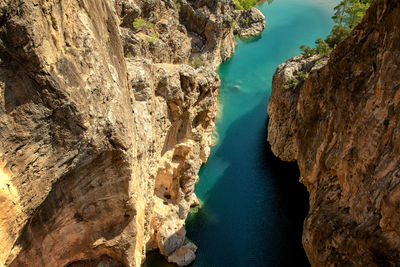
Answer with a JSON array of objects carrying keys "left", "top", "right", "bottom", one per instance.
[{"left": 0, "top": 0, "right": 399, "bottom": 266}]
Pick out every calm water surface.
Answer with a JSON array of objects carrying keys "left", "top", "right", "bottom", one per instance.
[{"left": 145, "top": 0, "right": 338, "bottom": 266}]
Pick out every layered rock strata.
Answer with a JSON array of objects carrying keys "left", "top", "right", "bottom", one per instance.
[
  {"left": 268, "top": 0, "right": 400, "bottom": 265},
  {"left": 0, "top": 0, "right": 264, "bottom": 266}
]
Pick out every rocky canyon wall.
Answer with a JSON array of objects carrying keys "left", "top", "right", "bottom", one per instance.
[
  {"left": 0, "top": 0, "right": 264, "bottom": 266},
  {"left": 268, "top": 0, "right": 400, "bottom": 265}
]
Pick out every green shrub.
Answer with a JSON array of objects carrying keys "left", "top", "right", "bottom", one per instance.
[
  {"left": 132, "top": 18, "right": 153, "bottom": 31},
  {"left": 245, "top": 17, "right": 250, "bottom": 27},
  {"left": 174, "top": 0, "right": 181, "bottom": 11},
  {"left": 234, "top": 0, "right": 260, "bottom": 10},
  {"left": 297, "top": 71, "right": 309, "bottom": 81},
  {"left": 283, "top": 71, "right": 309, "bottom": 89},
  {"left": 300, "top": 45, "right": 316, "bottom": 57},
  {"left": 189, "top": 55, "right": 204, "bottom": 69},
  {"left": 234, "top": 0, "right": 245, "bottom": 10},
  {"left": 315, "top": 38, "right": 332, "bottom": 57},
  {"left": 230, "top": 19, "right": 239, "bottom": 29},
  {"left": 235, "top": 0, "right": 273, "bottom": 10},
  {"left": 325, "top": 24, "right": 352, "bottom": 48},
  {"left": 145, "top": 32, "right": 159, "bottom": 43},
  {"left": 283, "top": 77, "right": 299, "bottom": 89}
]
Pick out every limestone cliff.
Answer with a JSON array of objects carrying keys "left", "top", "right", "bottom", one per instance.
[
  {"left": 268, "top": 0, "right": 400, "bottom": 265},
  {"left": 0, "top": 0, "right": 264, "bottom": 266}
]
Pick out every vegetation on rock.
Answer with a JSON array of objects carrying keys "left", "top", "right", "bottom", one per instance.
[
  {"left": 132, "top": 18, "right": 154, "bottom": 31},
  {"left": 173, "top": 0, "right": 181, "bottom": 11},
  {"left": 300, "top": 0, "right": 372, "bottom": 57},
  {"left": 144, "top": 32, "right": 160, "bottom": 43},
  {"left": 189, "top": 55, "right": 205, "bottom": 69},
  {"left": 283, "top": 71, "right": 309, "bottom": 89},
  {"left": 271, "top": 0, "right": 400, "bottom": 264},
  {"left": 234, "top": 0, "right": 273, "bottom": 10}
]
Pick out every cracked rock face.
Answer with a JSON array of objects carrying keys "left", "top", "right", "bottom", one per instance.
[
  {"left": 268, "top": 0, "right": 400, "bottom": 265},
  {"left": 268, "top": 55, "right": 327, "bottom": 162},
  {"left": 0, "top": 0, "right": 264, "bottom": 266},
  {"left": 234, "top": 7, "right": 265, "bottom": 38}
]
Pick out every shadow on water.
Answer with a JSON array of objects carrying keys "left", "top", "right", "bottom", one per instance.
[
  {"left": 186, "top": 95, "right": 310, "bottom": 267},
  {"left": 142, "top": 251, "right": 174, "bottom": 267},
  {"left": 261, "top": 117, "right": 310, "bottom": 267},
  {"left": 144, "top": 95, "right": 309, "bottom": 267},
  {"left": 144, "top": 0, "right": 339, "bottom": 264}
]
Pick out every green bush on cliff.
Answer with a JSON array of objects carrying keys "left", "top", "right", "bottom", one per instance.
[
  {"left": 173, "top": 0, "right": 181, "bottom": 11},
  {"left": 132, "top": 18, "right": 153, "bottom": 31},
  {"left": 283, "top": 71, "right": 309, "bottom": 89},
  {"left": 299, "top": 45, "right": 316, "bottom": 57},
  {"left": 189, "top": 55, "right": 204, "bottom": 69},
  {"left": 315, "top": 38, "right": 332, "bottom": 56},
  {"left": 234, "top": 0, "right": 273, "bottom": 10},
  {"left": 300, "top": 0, "right": 372, "bottom": 57},
  {"left": 283, "top": 77, "right": 299, "bottom": 89},
  {"left": 235, "top": 0, "right": 256, "bottom": 10},
  {"left": 144, "top": 32, "right": 159, "bottom": 44}
]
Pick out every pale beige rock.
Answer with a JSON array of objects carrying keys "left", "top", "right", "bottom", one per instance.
[
  {"left": 234, "top": 8, "right": 266, "bottom": 37},
  {"left": 189, "top": 193, "right": 201, "bottom": 208},
  {"left": 0, "top": 0, "right": 264, "bottom": 266},
  {"left": 167, "top": 241, "right": 198, "bottom": 266}
]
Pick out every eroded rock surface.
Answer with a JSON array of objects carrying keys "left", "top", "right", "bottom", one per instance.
[
  {"left": 167, "top": 241, "right": 197, "bottom": 266},
  {"left": 268, "top": 0, "right": 400, "bottom": 265},
  {"left": 234, "top": 7, "right": 265, "bottom": 38},
  {"left": 0, "top": 0, "right": 264, "bottom": 266},
  {"left": 268, "top": 55, "right": 327, "bottom": 162}
]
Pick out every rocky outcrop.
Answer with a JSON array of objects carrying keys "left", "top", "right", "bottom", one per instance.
[
  {"left": 268, "top": 0, "right": 400, "bottom": 265},
  {"left": 268, "top": 55, "right": 327, "bottom": 162},
  {"left": 119, "top": 0, "right": 265, "bottom": 69},
  {"left": 167, "top": 241, "right": 197, "bottom": 266},
  {"left": 0, "top": 0, "right": 264, "bottom": 266},
  {"left": 234, "top": 7, "right": 265, "bottom": 38}
]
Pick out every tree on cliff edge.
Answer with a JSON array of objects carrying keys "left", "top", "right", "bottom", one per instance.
[{"left": 300, "top": 0, "right": 372, "bottom": 57}]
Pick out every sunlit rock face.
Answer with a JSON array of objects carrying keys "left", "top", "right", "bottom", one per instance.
[
  {"left": 0, "top": 0, "right": 264, "bottom": 266},
  {"left": 268, "top": 0, "right": 400, "bottom": 265},
  {"left": 268, "top": 55, "right": 327, "bottom": 162}
]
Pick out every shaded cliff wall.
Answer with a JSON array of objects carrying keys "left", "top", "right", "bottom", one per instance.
[
  {"left": 268, "top": 0, "right": 400, "bottom": 265},
  {"left": 0, "top": 0, "right": 264, "bottom": 266}
]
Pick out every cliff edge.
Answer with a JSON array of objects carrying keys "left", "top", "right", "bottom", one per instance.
[
  {"left": 268, "top": 0, "right": 400, "bottom": 265},
  {"left": 0, "top": 0, "right": 264, "bottom": 266}
]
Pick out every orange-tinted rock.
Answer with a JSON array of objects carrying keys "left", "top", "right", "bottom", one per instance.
[{"left": 268, "top": 0, "right": 400, "bottom": 265}]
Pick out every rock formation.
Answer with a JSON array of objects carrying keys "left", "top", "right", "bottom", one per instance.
[
  {"left": 268, "top": 55, "right": 327, "bottom": 162},
  {"left": 268, "top": 0, "right": 400, "bottom": 265},
  {"left": 0, "top": 0, "right": 264, "bottom": 266},
  {"left": 233, "top": 7, "right": 265, "bottom": 38}
]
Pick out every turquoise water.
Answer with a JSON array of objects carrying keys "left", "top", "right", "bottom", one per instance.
[{"left": 145, "top": 0, "right": 338, "bottom": 266}]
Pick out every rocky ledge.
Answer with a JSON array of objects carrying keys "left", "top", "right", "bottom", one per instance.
[
  {"left": 234, "top": 7, "right": 265, "bottom": 37},
  {"left": 268, "top": 0, "right": 400, "bottom": 265},
  {"left": 0, "top": 0, "right": 264, "bottom": 266}
]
